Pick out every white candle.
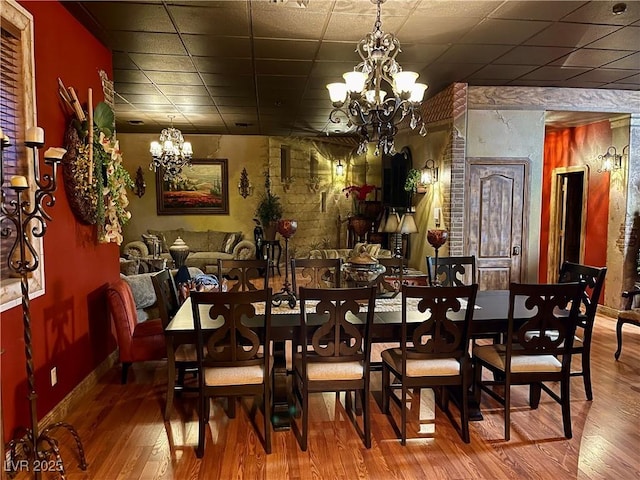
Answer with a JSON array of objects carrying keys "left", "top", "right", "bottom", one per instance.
[
  {"left": 10, "top": 175, "right": 28, "bottom": 187},
  {"left": 26, "top": 126, "right": 44, "bottom": 143},
  {"left": 44, "top": 147, "right": 67, "bottom": 160}
]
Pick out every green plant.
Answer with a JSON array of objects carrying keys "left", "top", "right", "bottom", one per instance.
[
  {"left": 404, "top": 168, "right": 421, "bottom": 193},
  {"left": 255, "top": 191, "right": 283, "bottom": 226}
]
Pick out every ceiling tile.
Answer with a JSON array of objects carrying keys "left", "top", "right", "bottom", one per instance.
[
  {"left": 217, "top": 106, "right": 258, "bottom": 115},
  {"left": 434, "top": 45, "right": 513, "bottom": 64},
  {"left": 132, "top": 104, "right": 179, "bottom": 113},
  {"left": 82, "top": 2, "right": 175, "bottom": 32},
  {"left": 175, "top": 105, "right": 220, "bottom": 114},
  {"left": 562, "top": 1, "right": 640, "bottom": 26},
  {"left": 254, "top": 38, "right": 319, "bottom": 60},
  {"left": 568, "top": 68, "right": 639, "bottom": 83},
  {"left": 146, "top": 71, "right": 204, "bottom": 85},
  {"left": 202, "top": 74, "right": 254, "bottom": 88},
  {"left": 156, "top": 85, "right": 210, "bottom": 96},
  {"left": 167, "top": 95, "right": 214, "bottom": 106},
  {"left": 110, "top": 32, "right": 187, "bottom": 55},
  {"left": 488, "top": 1, "right": 585, "bottom": 21},
  {"left": 208, "top": 85, "right": 255, "bottom": 97},
  {"left": 194, "top": 57, "right": 253, "bottom": 74},
  {"left": 112, "top": 53, "right": 137, "bottom": 70},
  {"left": 467, "top": 64, "right": 538, "bottom": 80},
  {"left": 169, "top": 4, "right": 249, "bottom": 35},
  {"left": 460, "top": 19, "right": 551, "bottom": 45},
  {"left": 494, "top": 46, "right": 574, "bottom": 65},
  {"left": 129, "top": 54, "right": 196, "bottom": 72},
  {"left": 324, "top": 14, "right": 406, "bottom": 42},
  {"left": 213, "top": 97, "right": 257, "bottom": 107},
  {"left": 520, "top": 66, "right": 591, "bottom": 81},
  {"left": 182, "top": 35, "right": 252, "bottom": 58},
  {"left": 119, "top": 93, "right": 170, "bottom": 105},
  {"left": 255, "top": 60, "right": 313, "bottom": 75},
  {"left": 252, "top": 10, "right": 328, "bottom": 39},
  {"left": 397, "top": 16, "right": 480, "bottom": 44},
  {"left": 414, "top": 1, "right": 502, "bottom": 17},
  {"left": 585, "top": 26, "right": 640, "bottom": 50},
  {"left": 550, "top": 49, "right": 633, "bottom": 68},
  {"left": 525, "top": 22, "right": 619, "bottom": 47},
  {"left": 603, "top": 52, "right": 640, "bottom": 69},
  {"left": 113, "top": 70, "right": 150, "bottom": 84},
  {"left": 114, "top": 83, "right": 160, "bottom": 95}
]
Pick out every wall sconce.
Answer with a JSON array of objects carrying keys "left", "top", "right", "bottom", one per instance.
[
  {"left": 336, "top": 159, "right": 344, "bottom": 176},
  {"left": 238, "top": 167, "right": 253, "bottom": 198},
  {"left": 598, "top": 145, "right": 627, "bottom": 173},
  {"left": 134, "top": 166, "right": 146, "bottom": 198},
  {"left": 420, "top": 159, "right": 439, "bottom": 186}
]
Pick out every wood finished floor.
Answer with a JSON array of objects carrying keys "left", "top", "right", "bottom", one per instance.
[{"left": 14, "top": 292, "right": 640, "bottom": 480}]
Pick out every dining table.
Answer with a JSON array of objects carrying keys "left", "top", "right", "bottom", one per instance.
[{"left": 166, "top": 289, "right": 527, "bottom": 429}]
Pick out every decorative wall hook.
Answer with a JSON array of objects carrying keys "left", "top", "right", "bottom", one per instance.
[
  {"left": 306, "top": 176, "right": 321, "bottom": 193},
  {"left": 134, "top": 166, "right": 146, "bottom": 197},
  {"left": 238, "top": 167, "right": 253, "bottom": 198}
]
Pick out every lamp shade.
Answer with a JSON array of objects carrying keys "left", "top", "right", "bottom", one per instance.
[
  {"left": 383, "top": 212, "right": 400, "bottom": 233},
  {"left": 398, "top": 213, "right": 418, "bottom": 234},
  {"left": 327, "top": 83, "right": 348, "bottom": 104}
]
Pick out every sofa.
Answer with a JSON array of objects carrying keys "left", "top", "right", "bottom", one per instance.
[
  {"left": 309, "top": 242, "right": 392, "bottom": 262},
  {"left": 123, "top": 228, "right": 256, "bottom": 273}
]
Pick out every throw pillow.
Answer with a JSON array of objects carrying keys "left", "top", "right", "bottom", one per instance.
[
  {"left": 122, "top": 273, "right": 157, "bottom": 309},
  {"left": 351, "top": 242, "right": 381, "bottom": 258},
  {"left": 223, "top": 232, "right": 242, "bottom": 253}
]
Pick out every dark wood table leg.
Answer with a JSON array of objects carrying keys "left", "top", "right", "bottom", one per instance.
[{"left": 271, "top": 339, "right": 291, "bottom": 430}]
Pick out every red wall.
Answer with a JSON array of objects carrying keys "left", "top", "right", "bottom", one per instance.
[
  {"left": 539, "top": 121, "right": 611, "bottom": 292},
  {"left": 2, "top": 1, "right": 118, "bottom": 441}
]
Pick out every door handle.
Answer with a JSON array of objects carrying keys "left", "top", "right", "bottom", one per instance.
[{"left": 512, "top": 246, "right": 520, "bottom": 256}]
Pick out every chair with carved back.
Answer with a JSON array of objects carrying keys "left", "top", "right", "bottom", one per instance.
[
  {"left": 151, "top": 269, "right": 198, "bottom": 420},
  {"left": 426, "top": 255, "right": 476, "bottom": 287},
  {"left": 558, "top": 261, "right": 607, "bottom": 400},
  {"left": 381, "top": 284, "right": 478, "bottom": 444},
  {"left": 292, "top": 286, "right": 377, "bottom": 451},
  {"left": 473, "top": 281, "right": 585, "bottom": 441},
  {"left": 190, "top": 288, "right": 273, "bottom": 458},
  {"left": 217, "top": 258, "right": 269, "bottom": 292},
  {"left": 291, "top": 258, "right": 342, "bottom": 295}
]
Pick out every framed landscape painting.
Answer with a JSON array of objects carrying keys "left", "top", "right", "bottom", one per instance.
[{"left": 156, "top": 158, "right": 229, "bottom": 215}]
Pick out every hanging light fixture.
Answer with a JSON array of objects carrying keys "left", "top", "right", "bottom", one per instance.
[
  {"left": 149, "top": 115, "right": 193, "bottom": 180},
  {"left": 326, "top": 0, "right": 428, "bottom": 157},
  {"left": 336, "top": 159, "right": 344, "bottom": 176}
]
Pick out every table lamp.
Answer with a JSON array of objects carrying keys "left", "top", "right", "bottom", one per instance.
[{"left": 398, "top": 212, "right": 419, "bottom": 258}]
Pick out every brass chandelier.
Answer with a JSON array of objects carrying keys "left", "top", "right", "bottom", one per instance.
[
  {"left": 149, "top": 115, "right": 193, "bottom": 180},
  {"left": 327, "top": 0, "right": 428, "bottom": 156}
]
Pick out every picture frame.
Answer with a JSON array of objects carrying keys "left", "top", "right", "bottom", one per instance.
[{"left": 156, "top": 158, "right": 229, "bottom": 215}]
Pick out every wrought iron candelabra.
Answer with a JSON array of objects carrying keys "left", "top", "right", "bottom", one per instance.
[
  {"left": 272, "top": 219, "right": 297, "bottom": 309},
  {"left": 0, "top": 130, "right": 87, "bottom": 480}
]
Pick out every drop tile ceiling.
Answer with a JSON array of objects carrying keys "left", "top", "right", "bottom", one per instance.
[{"left": 64, "top": 0, "right": 640, "bottom": 137}]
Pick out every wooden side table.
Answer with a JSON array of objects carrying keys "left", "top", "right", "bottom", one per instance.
[{"left": 260, "top": 240, "right": 281, "bottom": 276}]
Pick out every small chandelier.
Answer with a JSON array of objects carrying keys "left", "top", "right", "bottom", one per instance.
[
  {"left": 327, "top": 0, "right": 427, "bottom": 157},
  {"left": 149, "top": 115, "right": 193, "bottom": 180}
]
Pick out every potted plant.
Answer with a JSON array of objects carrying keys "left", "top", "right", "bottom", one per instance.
[{"left": 255, "top": 171, "right": 283, "bottom": 241}]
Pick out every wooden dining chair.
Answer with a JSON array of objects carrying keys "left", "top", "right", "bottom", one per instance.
[
  {"left": 375, "top": 257, "right": 405, "bottom": 298},
  {"left": 292, "top": 286, "right": 377, "bottom": 451},
  {"left": 473, "top": 281, "right": 585, "bottom": 441},
  {"left": 381, "top": 284, "right": 478, "bottom": 444},
  {"left": 217, "top": 258, "right": 269, "bottom": 292},
  {"left": 190, "top": 288, "right": 273, "bottom": 458},
  {"left": 426, "top": 255, "right": 476, "bottom": 287},
  {"left": 615, "top": 287, "right": 640, "bottom": 360},
  {"left": 558, "top": 261, "right": 607, "bottom": 400},
  {"left": 290, "top": 257, "right": 342, "bottom": 295},
  {"left": 151, "top": 269, "right": 197, "bottom": 420}
]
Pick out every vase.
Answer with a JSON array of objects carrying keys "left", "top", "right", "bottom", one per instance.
[
  {"left": 349, "top": 215, "right": 372, "bottom": 241},
  {"left": 169, "top": 237, "right": 190, "bottom": 268},
  {"left": 277, "top": 219, "right": 298, "bottom": 239},
  {"left": 263, "top": 221, "right": 278, "bottom": 241}
]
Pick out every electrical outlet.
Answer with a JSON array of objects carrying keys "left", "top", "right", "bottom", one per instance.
[{"left": 50, "top": 367, "right": 57, "bottom": 386}]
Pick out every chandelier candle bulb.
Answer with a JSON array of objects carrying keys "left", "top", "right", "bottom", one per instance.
[
  {"left": 10, "top": 175, "right": 28, "bottom": 188},
  {"left": 25, "top": 126, "right": 44, "bottom": 144}
]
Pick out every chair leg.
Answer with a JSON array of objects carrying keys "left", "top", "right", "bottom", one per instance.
[
  {"left": 301, "top": 383, "right": 309, "bottom": 451},
  {"left": 196, "top": 396, "right": 206, "bottom": 458},
  {"left": 504, "top": 383, "right": 511, "bottom": 441},
  {"left": 461, "top": 379, "right": 470, "bottom": 443},
  {"left": 362, "top": 388, "right": 371, "bottom": 448},
  {"left": 615, "top": 319, "right": 624, "bottom": 360},
  {"left": 227, "top": 396, "right": 236, "bottom": 418},
  {"left": 264, "top": 387, "right": 272, "bottom": 454},
  {"left": 582, "top": 349, "right": 593, "bottom": 401},
  {"left": 165, "top": 364, "right": 177, "bottom": 420},
  {"left": 382, "top": 363, "right": 390, "bottom": 414},
  {"left": 529, "top": 382, "right": 542, "bottom": 409},
  {"left": 561, "top": 378, "right": 572, "bottom": 439},
  {"left": 121, "top": 362, "right": 131, "bottom": 384},
  {"left": 401, "top": 386, "right": 407, "bottom": 446}
]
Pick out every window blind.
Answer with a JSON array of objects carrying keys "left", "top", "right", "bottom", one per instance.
[{"left": 1, "top": 27, "right": 24, "bottom": 280}]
